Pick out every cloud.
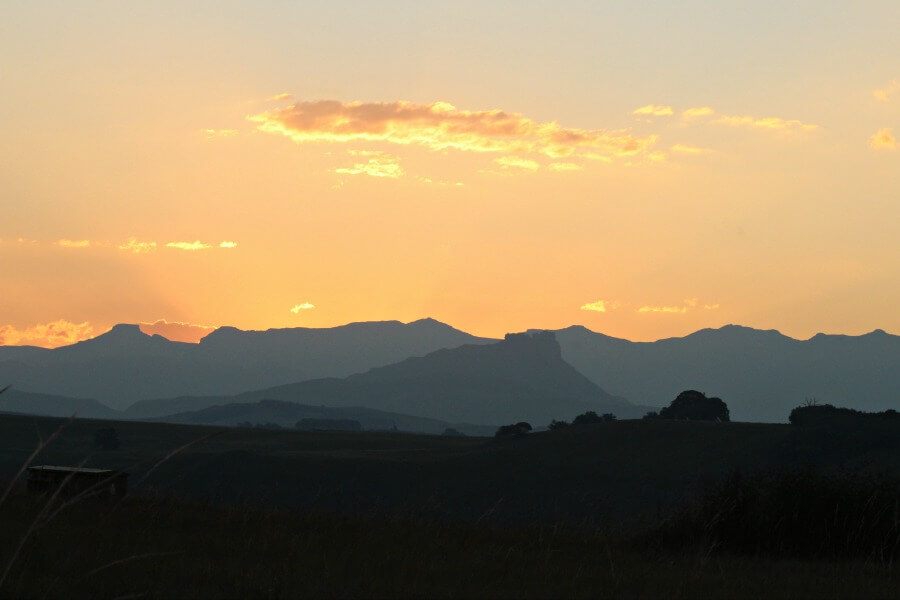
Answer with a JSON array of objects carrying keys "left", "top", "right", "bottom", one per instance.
[
  {"left": 166, "top": 241, "right": 213, "bottom": 251},
  {"left": 714, "top": 114, "right": 818, "bottom": 132},
  {"left": 118, "top": 238, "right": 157, "bottom": 253},
  {"left": 494, "top": 156, "right": 540, "bottom": 171},
  {"left": 268, "top": 92, "right": 293, "bottom": 101},
  {"left": 250, "top": 98, "right": 658, "bottom": 162},
  {"left": 580, "top": 300, "right": 610, "bottom": 312},
  {"left": 203, "top": 129, "right": 238, "bottom": 137},
  {"left": 219, "top": 241, "right": 238, "bottom": 248},
  {"left": 637, "top": 298, "right": 718, "bottom": 314},
  {"left": 290, "top": 303, "right": 315, "bottom": 313},
  {"left": 632, "top": 105, "right": 674, "bottom": 117},
  {"left": 138, "top": 319, "right": 217, "bottom": 343},
  {"left": 335, "top": 155, "right": 404, "bottom": 178},
  {"left": 0, "top": 319, "right": 98, "bottom": 348},
  {"left": 56, "top": 239, "right": 92, "bottom": 248},
  {"left": 671, "top": 144, "right": 711, "bottom": 154},
  {"left": 548, "top": 162, "right": 583, "bottom": 172},
  {"left": 869, "top": 128, "right": 897, "bottom": 150},
  {"left": 682, "top": 106, "right": 715, "bottom": 120},
  {"left": 873, "top": 80, "right": 900, "bottom": 102}
]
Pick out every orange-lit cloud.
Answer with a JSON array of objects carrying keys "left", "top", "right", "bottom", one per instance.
[
  {"left": 714, "top": 114, "right": 818, "bottom": 132},
  {"left": 166, "top": 241, "right": 212, "bottom": 251},
  {"left": 682, "top": 106, "right": 715, "bottom": 120},
  {"left": 494, "top": 156, "right": 540, "bottom": 171},
  {"left": 138, "top": 319, "right": 217, "bottom": 343},
  {"left": 671, "top": 144, "right": 712, "bottom": 154},
  {"left": 290, "top": 303, "right": 315, "bottom": 313},
  {"left": 873, "top": 80, "right": 900, "bottom": 102},
  {"left": 632, "top": 104, "right": 673, "bottom": 117},
  {"left": 580, "top": 300, "right": 609, "bottom": 312},
  {"left": 219, "top": 241, "right": 238, "bottom": 248},
  {"left": 548, "top": 162, "right": 582, "bottom": 172},
  {"left": 0, "top": 319, "right": 99, "bottom": 348},
  {"left": 335, "top": 154, "right": 404, "bottom": 178},
  {"left": 56, "top": 239, "right": 92, "bottom": 248},
  {"left": 250, "top": 99, "right": 658, "bottom": 161},
  {"left": 118, "top": 238, "right": 157, "bottom": 253},
  {"left": 869, "top": 128, "right": 897, "bottom": 150},
  {"left": 637, "top": 298, "right": 719, "bottom": 314},
  {"left": 268, "top": 92, "right": 293, "bottom": 101},
  {"left": 203, "top": 129, "right": 238, "bottom": 137}
]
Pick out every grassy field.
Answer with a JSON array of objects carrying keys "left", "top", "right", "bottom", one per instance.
[{"left": 2, "top": 413, "right": 899, "bottom": 597}]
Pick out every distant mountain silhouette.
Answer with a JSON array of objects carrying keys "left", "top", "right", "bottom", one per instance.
[
  {"left": 552, "top": 324, "right": 900, "bottom": 422},
  {"left": 0, "top": 388, "right": 120, "bottom": 420},
  {"left": 133, "top": 331, "right": 641, "bottom": 425},
  {"left": 153, "top": 398, "right": 496, "bottom": 436},
  {"left": 0, "top": 319, "right": 492, "bottom": 409}
]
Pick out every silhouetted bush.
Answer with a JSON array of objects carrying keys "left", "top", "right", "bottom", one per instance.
[
  {"left": 93, "top": 427, "right": 120, "bottom": 451},
  {"left": 659, "top": 390, "right": 729, "bottom": 422},
  {"left": 656, "top": 468, "right": 900, "bottom": 562},
  {"left": 441, "top": 428, "right": 464, "bottom": 437},
  {"left": 642, "top": 411, "right": 659, "bottom": 420},
  {"left": 495, "top": 422, "right": 532, "bottom": 438},
  {"left": 572, "top": 411, "right": 603, "bottom": 425},
  {"left": 789, "top": 403, "right": 900, "bottom": 426},
  {"left": 547, "top": 419, "right": 570, "bottom": 430},
  {"left": 602, "top": 413, "right": 616, "bottom": 422}
]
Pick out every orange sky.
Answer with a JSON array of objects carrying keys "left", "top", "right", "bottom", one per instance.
[{"left": 1, "top": 2, "right": 899, "bottom": 347}]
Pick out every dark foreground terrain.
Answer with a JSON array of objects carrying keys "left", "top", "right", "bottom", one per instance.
[{"left": 1, "top": 413, "right": 899, "bottom": 598}]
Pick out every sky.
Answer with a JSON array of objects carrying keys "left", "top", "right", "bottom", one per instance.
[{"left": 1, "top": 1, "right": 899, "bottom": 347}]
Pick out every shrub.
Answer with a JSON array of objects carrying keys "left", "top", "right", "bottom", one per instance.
[
  {"left": 572, "top": 411, "right": 603, "bottom": 425},
  {"left": 547, "top": 420, "right": 570, "bottom": 430},
  {"left": 494, "top": 422, "right": 532, "bottom": 439},
  {"left": 659, "top": 390, "right": 729, "bottom": 422}
]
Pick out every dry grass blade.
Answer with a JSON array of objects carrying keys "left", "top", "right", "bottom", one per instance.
[
  {"left": 0, "top": 414, "right": 74, "bottom": 510},
  {"left": 85, "top": 551, "right": 183, "bottom": 577},
  {"left": 127, "top": 429, "right": 221, "bottom": 493}
]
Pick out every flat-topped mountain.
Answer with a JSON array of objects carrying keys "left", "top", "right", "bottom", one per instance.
[
  {"left": 552, "top": 324, "right": 900, "bottom": 422},
  {"left": 0, "top": 319, "right": 493, "bottom": 409},
  {"left": 140, "top": 331, "right": 640, "bottom": 425}
]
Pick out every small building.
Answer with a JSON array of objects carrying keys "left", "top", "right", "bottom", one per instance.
[{"left": 26, "top": 465, "right": 128, "bottom": 498}]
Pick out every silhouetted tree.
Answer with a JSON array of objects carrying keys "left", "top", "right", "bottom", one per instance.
[
  {"left": 789, "top": 403, "right": 900, "bottom": 426},
  {"left": 572, "top": 411, "right": 604, "bottom": 425},
  {"left": 659, "top": 390, "right": 729, "bottom": 422},
  {"left": 548, "top": 419, "right": 570, "bottom": 430},
  {"left": 441, "top": 427, "right": 464, "bottom": 437},
  {"left": 642, "top": 410, "right": 660, "bottom": 420},
  {"left": 495, "top": 422, "right": 532, "bottom": 438},
  {"left": 602, "top": 413, "right": 617, "bottom": 422},
  {"left": 93, "top": 427, "right": 120, "bottom": 451}
]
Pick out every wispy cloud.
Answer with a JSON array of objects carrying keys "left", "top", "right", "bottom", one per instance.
[
  {"left": 873, "top": 80, "right": 900, "bottom": 102},
  {"left": 219, "top": 241, "right": 238, "bottom": 248},
  {"left": 714, "top": 114, "right": 818, "bottom": 132},
  {"left": 138, "top": 319, "right": 217, "bottom": 343},
  {"left": 494, "top": 156, "right": 540, "bottom": 171},
  {"left": 250, "top": 98, "right": 658, "bottom": 162},
  {"left": 632, "top": 104, "right": 673, "bottom": 117},
  {"left": 56, "top": 239, "right": 92, "bottom": 248},
  {"left": 671, "top": 144, "right": 712, "bottom": 154},
  {"left": 268, "top": 92, "right": 293, "bottom": 101},
  {"left": 548, "top": 162, "right": 582, "bottom": 172},
  {"left": 118, "top": 238, "right": 157, "bottom": 253},
  {"left": 580, "top": 300, "right": 611, "bottom": 312},
  {"left": 335, "top": 154, "right": 405, "bottom": 178},
  {"left": 0, "top": 319, "right": 98, "bottom": 348},
  {"left": 203, "top": 129, "right": 238, "bottom": 137},
  {"left": 290, "top": 303, "right": 315, "bottom": 313},
  {"left": 869, "top": 128, "right": 897, "bottom": 150},
  {"left": 637, "top": 298, "right": 719, "bottom": 314},
  {"left": 682, "top": 106, "right": 715, "bottom": 120},
  {"left": 166, "top": 241, "right": 213, "bottom": 251}
]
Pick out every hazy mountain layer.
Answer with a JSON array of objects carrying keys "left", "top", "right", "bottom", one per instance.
[
  {"left": 0, "top": 319, "right": 492, "bottom": 410},
  {"left": 153, "top": 398, "right": 496, "bottom": 436},
  {"left": 553, "top": 324, "right": 900, "bottom": 422},
  {"left": 0, "top": 388, "right": 120, "bottom": 420},
  {"left": 139, "top": 331, "right": 640, "bottom": 425}
]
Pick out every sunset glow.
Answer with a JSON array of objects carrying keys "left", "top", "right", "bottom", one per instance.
[{"left": 2, "top": 2, "right": 899, "bottom": 348}]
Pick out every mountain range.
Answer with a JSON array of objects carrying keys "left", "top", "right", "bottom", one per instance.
[{"left": 1, "top": 319, "right": 898, "bottom": 424}]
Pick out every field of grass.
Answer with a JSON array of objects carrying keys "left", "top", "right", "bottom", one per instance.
[{"left": 2, "top": 413, "right": 900, "bottom": 597}]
